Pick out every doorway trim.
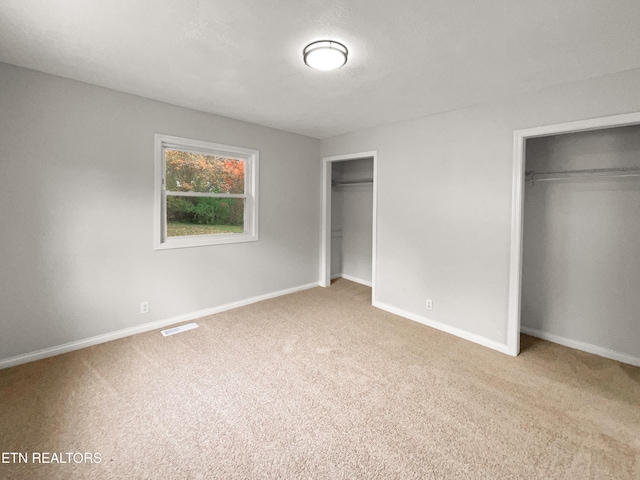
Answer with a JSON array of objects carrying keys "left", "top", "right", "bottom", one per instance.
[
  {"left": 507, "top": 111, "right": 640, "bottom": 356},
  {"left": 321, "top": 151, "right": 378, "bottom": 302}
]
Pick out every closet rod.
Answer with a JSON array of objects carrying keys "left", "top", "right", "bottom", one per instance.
[
  {"left": 525, "top": 167, "right": 640, "bottom": 183},
  {"left": 332, "top": 179, "right": 374, "bottom": 187}
]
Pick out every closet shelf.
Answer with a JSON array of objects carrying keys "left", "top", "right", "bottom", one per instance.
[
  {"left": 332, "top": 179, "right": 374, "bottom": 187},
  {"left": 525, "top": 167, "right": 640, "bottom": 184}
]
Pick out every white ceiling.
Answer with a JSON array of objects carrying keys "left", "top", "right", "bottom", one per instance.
[{"left": 1, "top": 0, "right": 640, "bottom": 139}]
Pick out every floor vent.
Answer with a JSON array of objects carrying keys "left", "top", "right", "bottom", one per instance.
[{"left": 161, "top": 323, "right": 199, "bottom": 337}]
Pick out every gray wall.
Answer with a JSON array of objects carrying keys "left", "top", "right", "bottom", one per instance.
[
  {"left": 522, "top": 126, "right": 640, "bottom": 357},
  {"left": 0, "top": 63, "right": 321, "bottom": 361},
  {"left": 334, "top": 158, "right": 374, "bottom": 284},
  {"left": 321, "top": 67, "right": 640, "bottom": 348}
]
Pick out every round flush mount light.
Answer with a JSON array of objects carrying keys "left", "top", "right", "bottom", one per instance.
[{"left": 303, "top": 40, "right": 348, "bottom": 70}]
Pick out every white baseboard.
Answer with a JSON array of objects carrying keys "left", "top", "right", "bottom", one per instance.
[
  {"left": 341, "top": 274, "right": 372, "bottom": 287},
  {"left": 521, "top": 326, "right": 640, "bottom": 367},
  {"left": 331, "top": 273, "right": 372, "bottom": 287},
  {"left": 373, "top": 301, "right": 510, "bottom": 355},
  {"left": 0, "top": 282, "right": 319, "bottom": 370}
]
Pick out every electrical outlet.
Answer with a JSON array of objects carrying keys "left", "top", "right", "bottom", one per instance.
[
  {"left": 426, "top": 299, "right": 433, "bottom": 310},
  {"left": 140, "top": 301, "right": 149, "bottom": 314}
]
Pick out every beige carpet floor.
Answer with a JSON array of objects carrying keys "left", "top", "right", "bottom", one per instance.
[{"left": 1, "top": 279, "right": 639, "bottom": 479}]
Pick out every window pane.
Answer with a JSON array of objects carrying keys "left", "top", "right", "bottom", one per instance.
[
  {"left": 165, "top": 149, "right": 245, "bottom": 194},
  {"left": 166, "top": 196, "right": 245, "bottom": 237}
]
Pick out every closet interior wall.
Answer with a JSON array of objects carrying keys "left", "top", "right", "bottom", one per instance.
[
  {"left": 331, "top": 158, "right": 374, "bottom": 285},
  {"left": 522, "top": 125, "right": 640, "bottom": 359},
  {"left": 331, "top": 162, "right": 344, "bottom": 277}
]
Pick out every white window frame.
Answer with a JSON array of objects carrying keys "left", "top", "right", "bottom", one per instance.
[{"left": 154, "top": 134, "right": 259, "bottom": 250}]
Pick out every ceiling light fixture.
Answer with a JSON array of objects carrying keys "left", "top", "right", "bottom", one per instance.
[{"left": 303, "top": 40, "right": 348, "bottom": 71}]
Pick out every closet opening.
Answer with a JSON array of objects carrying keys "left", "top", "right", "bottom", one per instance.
[
  {"left": 509, "top": 113, "right": 640, "bottom": 366},
  {"left": 320, "top": 151, "right": 378, "bottom": 302}
]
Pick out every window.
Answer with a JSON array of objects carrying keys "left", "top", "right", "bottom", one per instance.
[{"left": 154, "top": 134, "right": 258, "bottom": 249}]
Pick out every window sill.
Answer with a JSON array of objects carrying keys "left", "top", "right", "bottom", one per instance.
[{"left": 154, "top": 232, "right": 259, "bottom": 250}]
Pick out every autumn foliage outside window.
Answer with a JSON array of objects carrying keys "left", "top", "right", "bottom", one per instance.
[
  {"left": 165, "top": 150, "right": 246, "bottom": 236},
  {"left": 165, "top": 150, "right": 245, "bottom": 194}
]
